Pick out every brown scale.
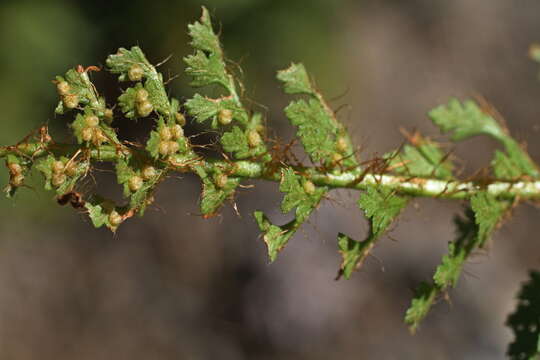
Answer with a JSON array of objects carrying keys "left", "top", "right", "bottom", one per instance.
[
  {"left": 57, "top": 191, "right": 86, "bottom": 209},
  {"left": 76, "top": 65, "right": 101, "bottom": 73},
  {"left": 264, "top": 137, "right": 302, "bottom": 178}
]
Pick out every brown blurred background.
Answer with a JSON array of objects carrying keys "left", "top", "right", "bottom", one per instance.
[{"left": 1, "top": 0, "right": 540, "bottom": 359}]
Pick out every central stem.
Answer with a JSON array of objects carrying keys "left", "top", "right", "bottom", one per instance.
[{"left": 2, "top": 142, "right": 539, "bottom": 200}]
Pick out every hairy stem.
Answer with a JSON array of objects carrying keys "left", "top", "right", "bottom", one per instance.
[{"left": 3, "top": 142, "right": 539, "bottom": 201}]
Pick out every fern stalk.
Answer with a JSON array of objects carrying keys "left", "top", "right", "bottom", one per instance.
[{"left": 2, "top": 143, "right": 540, "bottom": 200}]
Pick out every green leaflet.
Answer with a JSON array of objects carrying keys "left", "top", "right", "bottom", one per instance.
[
  {"left": 145, "top": 130, "right": 162, "bottom": 160},
  {"left": 404, "top": 210, "right": 477, "bottom": 332},
  {"left": 84, "top": 196, "right": 127, "bottom": 231},
  {"left": 115, "top": 158, "right": 139, "bottom": 197},
  {"left": 106, "top": 46, "right": 150, "bottom": 81},
  {"left": 184, "top": 51, "right": 229, "bottom": 89},
  {"left": 429, "top": 98, "right": 505, "bottom": 141},
  {"left": 338, "top": 186, "right": 408, "bottom": 279},
  {"left": 221, "top": 126, "right": 250, "bottom": 159},
  {"left": 219, "top": 113, "right": 269, "bottom": 161},
  {"left": 389, "top": 139, "right": 454, "bottom": 180},
  {"left": 337, "top": 233, "right": 373, "bottom": 280},
  {"left": 435, "top": 191, "right": 512, "bottom": 288},
  {"left": 492, "top": 150, "right": 526, "bottom": 180},
  {"left": 128, "top": 183, "right": 155, "bottom": 216},
  {"left": 193, "top": 166, "right": 241, "bottom": 216},
  {"left": 71, "top": 113, "right": 90, "bottom": 144},
  {"left": 145, "top": 117, "right": 190, "bottom": 160},
  {"left": 200, "top": 175, "right": 241, "bottom": 216},
  {"left": 284, "top": 99, "right": 338, "bottom": 164},
  {"left": 85, "top": 197, "right": 112, "bottom": 228},
  {"left": 280, "top": 168, "right": 327, "bottom": 220},
  {"left": 278, "top": 63, "right": 357, "bottom": 168},
  {"left": 185, "top": 94, "right": 248, "bottom": 128},
  {"left": 70, "top": 108, "right": 119, "bottom": 145},
  {"left": 404, "top": 282, "right": 438, "bottom": 334},
  {"left": 254, "top": 212, "right": 297, "bottom": 262},
  {"left": 3, "top": 155, "right": 28, "bottom": 197},
  {"left": 492, "top": 138, "right": 540, "bottom": 179},
  {"left": 433, "top": 211, "right": 478, "bottom": 289},
  {"left": 54, "top": 69, "right": 107, "bottom": 116},
  {"left": 220, "top": 132, "right": 267, "bottom": 160},
  {"left": 430, "top": 98, "right": 539, "bottom": 179},
  {"left": 35, "top": 155, "right": 89, "bottom": 195},
  {"left": 255, "top": 168, "right": 327, "bottom": 262},
  {"left": 34, "top": 156, "right": 56, "bottom": 190},
  {"left": 405, "top": 195, "right": 510, "bottom": 331},
  {"left": 336, "top": 236, "right": 376, "bottom": 280},
  {"left": 184, "top": 7, "right": 231, "bottom": 92},
  {"left": 276, "top": 63, "right": 315, "bottom": 96},
  {"left": 118, "top": 83, "right": 147, "bottom": 119},
  {"left": 358, "top": 186, "right": 408, "bottom": 238},
  {"left": 471, "top": 192, "right": 510, "bottom": 247},
  {"left": 188, "top": 7, "right": 222, "bottom": 57},
  {"left": 115, "top": 158, "right": 162, "bottom": 216},
  {"left": 107, "top": 46, "right": 174, "bottom": 121},
  {"left": 507, "top": 271, "right": 540, "bottom": 360}
]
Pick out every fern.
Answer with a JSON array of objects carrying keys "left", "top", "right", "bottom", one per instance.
[{"left": 1, "top": 7, "right": 540, "bottom": 354}]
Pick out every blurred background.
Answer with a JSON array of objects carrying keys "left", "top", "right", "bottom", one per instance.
[{"left": 1, "top": 0, "right": 540, "bottom": 358}]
